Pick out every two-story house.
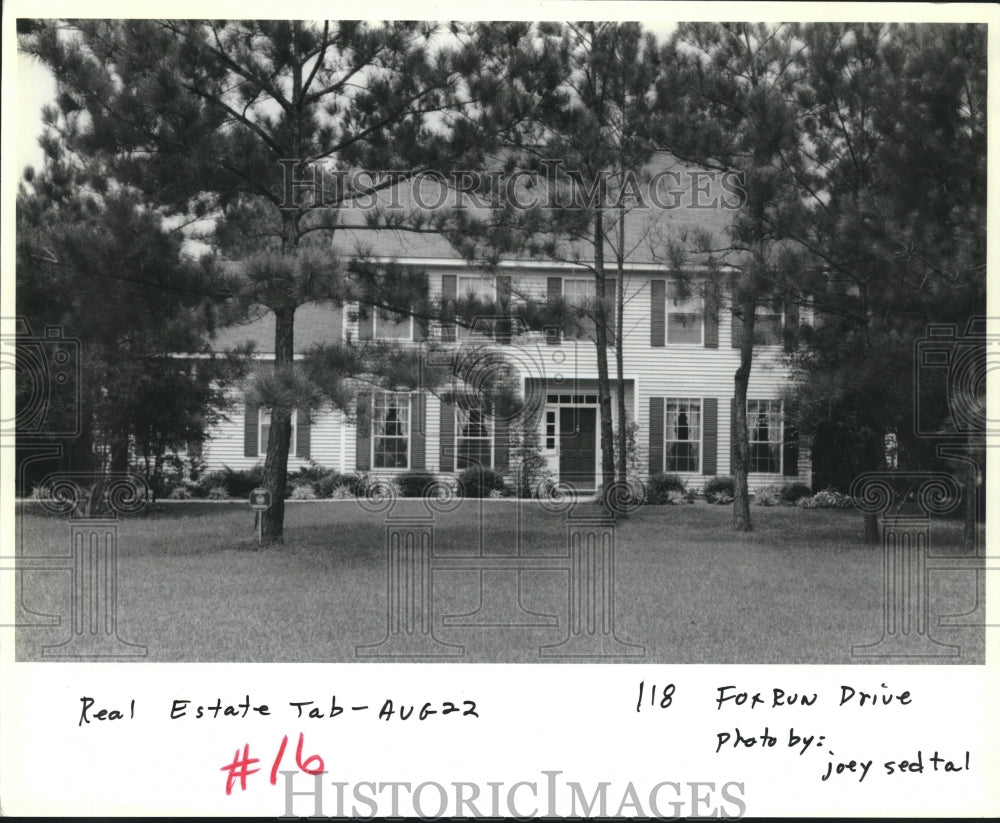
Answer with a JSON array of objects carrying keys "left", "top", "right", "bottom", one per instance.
[{"left": 200, "top": 157, "right": 811, "bottom": 493}]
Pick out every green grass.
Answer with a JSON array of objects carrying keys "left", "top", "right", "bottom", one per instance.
[{"left": 14, "top": 500, "right": 986, "bottom": 663}]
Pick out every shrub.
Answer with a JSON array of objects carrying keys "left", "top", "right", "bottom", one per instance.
[
  {"left": 315, "top": 471, "right": 344, "bottom": 498},
  {"left": 704, "top": 476, "right": 735, "bottom": 504},
  {"left": 646, "top": 473, "right": 687, "bottom": 505},
  {"left": 290, "top": 460, "right": 332, "bottom": 484},
  {"left": 753, "top": 485, "right": 782, "bottom": 506},
  {"left": 506, "top": 419, "right": 550, "bottom": 498},
  {"left": 798, "top": 488, "right": 853, "bottom": 509},
  {"left": 220, "top": 464, "right": 265, "bottom": 498},
  {"left": 396, "top": 471, "right": 438, "bottom": 498},
  {"left": 207, "top": 484, "right": 229, "bottom": 500},
  {"left": 458, "top": 466, "right": 506, "bottom": 498},
  {"left": 167, "top": 485, "right": 194, "bottom": 500},
  {"left": 780, "top": 482, "right": 812, "bottom": 504},
  {"left": 289, "top": 484, "right": 317, "bottom": 500}
]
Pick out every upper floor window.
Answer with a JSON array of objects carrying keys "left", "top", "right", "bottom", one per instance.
[
  {"left": 732, "top": 300, "right": 784, "bottom": 347},
  {"left": 667, "top": 281, "right": 704, "bottom": 345},
  {"left": 456, "top": 275, "right": 496, "bottom": 339},
  {"left": 374, "top": 308, "right": 413, "bottom": 341},
  {"left": 747, "top": 399, "right": 783, "bottom": 473},
  {"left": 372, "top": 393, "right": 410, "bottom": 468}
]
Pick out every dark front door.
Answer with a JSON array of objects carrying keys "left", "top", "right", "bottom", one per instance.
[{"left": 559, "top": 407, "right": 597, "bottom": 489}]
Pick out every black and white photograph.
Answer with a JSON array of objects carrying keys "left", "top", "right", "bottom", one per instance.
[{"left": 1, "top": 2, "right": 997, "bottom": 818}]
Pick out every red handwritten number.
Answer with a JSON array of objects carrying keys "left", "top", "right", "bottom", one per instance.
[
  {"left": 296, "top": 732, "right": 325, "bottom": 774},
  {"left": 269, "top": 735, "right": 289, "bottom": 785},
  {"left": 269, "top": 733, "right": 325, "bottom": 786},
  {"left": 221, "top": 744, "right": 260, "bottom": 795}
]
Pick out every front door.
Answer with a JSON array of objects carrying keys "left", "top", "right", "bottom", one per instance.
[{"left": 559, "top": 407, "right": 597, "bottom": 489}]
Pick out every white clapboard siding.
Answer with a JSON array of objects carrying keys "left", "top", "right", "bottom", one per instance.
[{"left": 202, "top": 263, "right": 810, "bottom": 491}]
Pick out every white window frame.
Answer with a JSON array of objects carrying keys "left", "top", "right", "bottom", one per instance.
[
  {"left": 371, "top": 392, "right": 411, "bottom": 470},
  {"left": 666, "top": 281, "right": 704, "bottom": 346},
  {"left": 260, "top": 409, "right": 297, "bottom": 457},
  {"left": 373, "top": 308, "right": 414, "bottom": 341},
  {"left": 663, "top": 398, "right": 702, "bottom": 473},
  {"left": 455, "top": 405, "right": 494, "bottom": 469},
  {"left": 747, "top": 399, "right": 783, "bottom": 474}
]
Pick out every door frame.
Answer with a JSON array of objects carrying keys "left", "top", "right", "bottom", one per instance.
[{"left": 543, "top": 392, "right": 601, "bottom": 489}]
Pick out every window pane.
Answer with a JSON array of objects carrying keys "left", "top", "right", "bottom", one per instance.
[
  {"left": 664, "top": 399, "right": 701, "bottom": 472},
  {"left": 747, "top": 400, "right": 782, "bottom": 472},
  {"left": 666, "top": 282, "right": 703, "bottom": 344},
  {"left": 373, "top": 394, "right": 409, "bottom": 468}
]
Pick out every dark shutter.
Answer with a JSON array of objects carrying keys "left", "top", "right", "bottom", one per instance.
[
  {"left": 410, "top": 393, "right": 426, "bottom": 469},
  {"left": 355, "top": 393, "right": 372, "bottom": 471},
  {"left": 703, "top": 282, "right": 719, "bottom": 349},
  {"left": 439, "top": 400, "right": 455, "bottom": 472},
  {"left": 730, "top": 397, "right": 738, "bottom": 473},
  {"left": 496, "top": 275, "right": 513, "bottom": 343},
  {"left": 648, "top": 397, "right": 664, "bottom": 476},
  {"left": 413, "top": 316, "right": 426, "bottom": 342},
  {"left": 493, "top": 416, "right": 508, "bottom": 471},
  {"left": 295, "top": 408, "right": 311, "bottom": 459},
  {"left": 783, "top": 300, "right": 799, "bottom": 353},
  {"left": 358, "top": 307, "right": 373, "bottom": 340},
  {"left": 650, "top": 280, "right": 665, "bottom": 347},
  {"left": 783, "top": 421, "right": 799, "bottom": 477},
  {"left": 546, "top": 276, "right": 562, "bottom": 344},
  {"left": 702, "top": 398, "right": 718, "bottom": 475},
  {"left": 244, "top": 402, "right": 259, "bottom": 458},
  {"left": 441, "top": 274, "right": 457, "bottom": 341}
]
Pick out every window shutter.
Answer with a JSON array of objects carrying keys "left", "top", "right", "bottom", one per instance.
[
  {"left": 648, "top": 397, "right": 664, "bottom": 476},
  {"left": 441, "top": 274, "right": 457, "bottom": 341},
  {"left": 702, "top": 398, "right": 718, "bottom": 475},
  {"left": 355, "top": 393, "right": 372, "bottom": 471},
  {"left": 783, "top": 422, "right": 799, "bottom": 477},
  {"left": 730, "top": 397, "right": 738, "bottom": 473},
  {"left": 358, "top": 307, "right": 373, "bottom": 341},
  {"left": 439, "top": 400, "right": 455, "bottom": 472},
  {"left": 295, "top": 409, "right": 311, "bottom": 459},
  {"left": 413, "top": 316, "right": 426, "bottom": 342},
  {"left": 244, "top": 402, "right": 259, "bottom": 458},
  {"left": 411, "top": 393, "right": 426, "bottom": 469},
  {"left": 493, "top": 416, "right": 509, "bottom": 471},
  {"left": 703, "top": 283, "right": 719, "bottom": 349},
  {"left": 783, "top": 300, "right": 799, "bottom": 353},
  {"left": 546, "top": 276, "right": 562, "bottom": 344},
  {"left": 496, "top": 275, "right": 513, "bottom": 344},
  {"left": 650, "top": 280, "right": 665, "bottom": 347}
]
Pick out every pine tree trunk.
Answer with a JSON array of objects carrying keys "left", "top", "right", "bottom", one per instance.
[
  {"left": 615, "top": 210, "right": 627, "bottom": 486},
  {"left": 732, "top": 304, "right": 755, "bottom": 532},
  {"left": 592, "top": 210, "right": 616, "bottom": 514},
  {"left": 261, "top": 305, "right": 294, "bottom": 543}
]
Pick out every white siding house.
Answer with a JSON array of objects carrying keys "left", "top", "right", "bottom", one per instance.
[{"left": 196, "top": 156, "right": 811, "bottom": 492}]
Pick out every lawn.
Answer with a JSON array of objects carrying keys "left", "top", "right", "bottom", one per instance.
[{"left": 13, "top": 500, "right": 986, "bottom": 663}]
